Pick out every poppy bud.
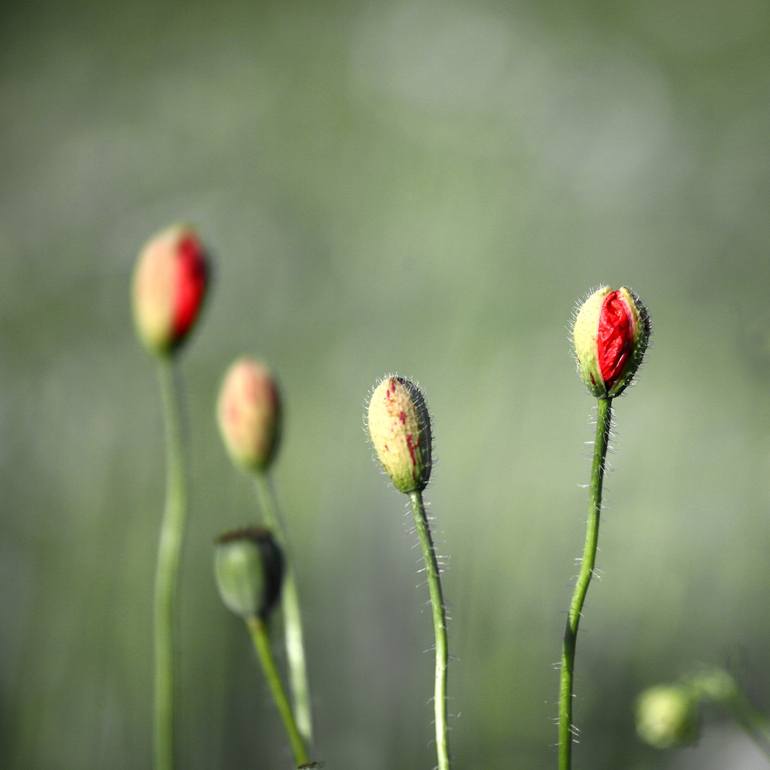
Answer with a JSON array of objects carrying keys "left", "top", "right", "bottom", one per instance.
[
  {"left": 217, "top": 358, "right": 282, "bottom": 473},
  {"left": 132, "top": 225, "right": 210, "bottom": 356},
  {"left": 572, "top": 286, "right": 650, "bottom": 398},
  {"left": 636, "top": 684, "right": 699, "bottom": 749},
  {"left": 367, "top": 376, "right": 432, "bottom": 494},
  {"left": 214, "top": 528, "right": 284, "bottom": 619}
]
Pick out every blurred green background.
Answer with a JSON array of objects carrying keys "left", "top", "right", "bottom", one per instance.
[{"left": 2, "top": 0, "right": 770, "bottom": 768}]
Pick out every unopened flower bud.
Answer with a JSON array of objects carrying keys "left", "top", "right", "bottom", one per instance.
[
  {"left": 636, "top": 685, "right": 698, "bottom": 749},
  {"left": 217, "top": 358, "right": 282, "bottom": 473},
  {"left": 572, "top": 286, "right": 650, "bottom": 398},
  {"left": 367, "top": 376, "right": 432, "bottom": 494},
  {"left": 214, "top": 528, "right": 284, "bottom": 619},
  {"left": 132, "top": 225, "right": 210, "bottom": 356}
]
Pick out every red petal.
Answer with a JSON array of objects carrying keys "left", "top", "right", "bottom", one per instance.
[
  {"left": 172, "top": 235, "right": 207, "bottom": 340},
  {"left": 597, "top": 290, "right": 634, "bottom": 388}
]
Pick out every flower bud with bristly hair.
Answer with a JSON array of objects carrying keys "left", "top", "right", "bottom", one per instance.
[
  {"left": 572, "top": 286, "right": 651, "bottom": 398},
  {"left": 367, "top": 375, "right": 432, "bottom": 494},
  {"left": 132, "top": 224, "right": 210, "bottom": 356},
  {"left": 217, "top": 358, "right": 282, "bottom": 473},
  {"left": 214, "top": 527, "right": 284, "bottom": 619},
  {"left": 636, "top": 684, "right": 699, "bottom": 749}
]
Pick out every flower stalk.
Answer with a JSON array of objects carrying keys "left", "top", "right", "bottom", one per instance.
[
  {"left": 409, "top": 490, "right": 450, "bottom": 770},
  {"left": 154, "top": 358, "right": 187, "bottom": 770},
  {"left": 246, "top": 615, "right": 311, "bottom": 767},
  {"left": 254, "top": 473, "right": 314, "bottom": 745},
  {"left": 558, "top": 396, "right": 612, "bottom": 770}
]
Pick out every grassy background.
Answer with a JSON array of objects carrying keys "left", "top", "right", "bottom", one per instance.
[{"left": 2, "top": 0, "right": 770, "bottom": 768}]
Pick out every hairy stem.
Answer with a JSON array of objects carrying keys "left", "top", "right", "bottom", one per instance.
[
  {"left": 154, "top": 359, "right": 188, "bottom": 770},
  {"left": 409, "top": 490, "right": 451, "bottom": 770},
  {"left": 246, "top": 615, "right": 310, "bottom": 766},
  {"left": 559, "top": 397, "right": 612, "bottom": 770},
  {"left": 254, "top": 474, "right": 314, "bottom": 745}
]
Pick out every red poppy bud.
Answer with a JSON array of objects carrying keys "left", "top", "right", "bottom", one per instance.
[
  {"left": 572, "top": 286, "right": 650, "bottom": 398},
  {"left": 217, "top": 358, "right": 282, "bottom": 473},
  {"left": 132, "top": 225, "right": 210, "bottom": 356}
]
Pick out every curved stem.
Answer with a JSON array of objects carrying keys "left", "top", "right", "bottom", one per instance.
[
  {"left": 246, "top": 616, "right": 310, "bottom": 767},
  {"left": 409, "top": 490, "right": 451, "bottom": 770},
  {"left": 559, "top": 397, "right": 612, "bottom": 770},
  {"left": 725, "top": 692, "right": 770, "bottom": 759},
  {"left": 254, "top": 474, "right": 314, "bottom": 746},
  {"left": 154, "top": 359, "right": 187, "bottom": 770}
]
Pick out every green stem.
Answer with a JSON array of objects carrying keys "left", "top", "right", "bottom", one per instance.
[
  {"left": 246, "top": 615, "right": 310, "bottom": 767},
  {"left": 726, "top": 692, "right": 770, "bottom": 760},
  {"left": 409, "top": 490, "right": 451, "bottom": 770},
  {"left": 154, "top": 359, "right": 188, "bottom": 770},
  {"left": 254, "top": 474, "right": 314, "bottom": 746},
  {"left": 559, "top": 397, "right": 612, "bottom": 770}
]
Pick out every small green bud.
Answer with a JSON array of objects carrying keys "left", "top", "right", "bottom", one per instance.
[
  {"left": 367, "top": 376, "right": 432, "bottom": 494},
  {"left": 217, "top": 358, "right": 282, "bottom": 473},
  {"left": 636, "top": 684, "right": 699, "bottom": 749},
  {"left": 572, "top": 286, "right": 651, "bottom": 398},
  {"left": 214, "top": 528, "right": 284, "bottom": 619}
]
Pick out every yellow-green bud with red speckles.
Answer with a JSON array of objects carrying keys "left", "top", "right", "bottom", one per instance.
[
  {"left": 572, "top": 286, "right": 651, "bottom": 398},
  {"left": 217, "top": 358, "right": 281, "bottom": 473},
  {"left": 367, "top": 376, "right": 432, "bottom": 494},
  {"left": 636, "top": 685, "right": 699, "bottom": 749},
  {"left": 132, "top": 224, "right": 210, "bottom": 356},
  {"left": 214, "top": 528, "right": 284, "bottom": 619}
]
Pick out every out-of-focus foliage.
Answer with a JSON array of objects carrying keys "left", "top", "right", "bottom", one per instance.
[{"left": 1, "top": 0, "right": 769, "bottom": 768}]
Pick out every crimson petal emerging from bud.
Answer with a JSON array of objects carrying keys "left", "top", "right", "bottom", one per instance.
[
  {"left": 367, "top": 376, "right": 432, "bottom": 494},
  {"left": 132, "top": 225, "right": 210, "bottom": 356},
  {"left": 572, "top": 286, "right": 650, "bottom": 398},
  {"left": 217, "top": 358, "right": 282, "bottom": 473}
]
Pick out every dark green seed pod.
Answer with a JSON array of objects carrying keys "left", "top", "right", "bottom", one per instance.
[{"left": 214, "top": 527, "right": 284, "bottom": 619}]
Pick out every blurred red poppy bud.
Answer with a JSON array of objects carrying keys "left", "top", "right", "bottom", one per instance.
[
  {"left": 217, "top": 358, "right": 282, "bottom": 473},
  {"left": 214, "top": 527, "right": 284, "bottom": 619},
  {"left": 367, "top": 375, "right": 432, "bottom": 494},
  {"left": 572, "top": 286, "right": 650, "bottom": 398},
  {"left": 132, "top": 225, "right": 210, "bottom": 356}
]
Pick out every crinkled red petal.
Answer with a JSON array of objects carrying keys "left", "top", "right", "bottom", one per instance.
[{"left": 597, "top": 290, "right": 634, "bottom": 388}]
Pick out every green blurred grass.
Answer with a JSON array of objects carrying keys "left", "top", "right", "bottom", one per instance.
[{"left": 1, "top": 0, "right": 770, "bottom": 768}]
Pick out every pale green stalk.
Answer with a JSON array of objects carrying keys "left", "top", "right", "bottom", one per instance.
[
  {"left": 688, "top": 670, "right": 770, "bottom": 759},
  {"left": 727, "top": 691, "right": 770, "bottom": 759},
  {"left": 409, "top": 490, "right": 451, "bottom": 770},
  {"left": 246, "top": 615, "right": 310, "bottom": 766},
  {"left": 154, "top": 359, "right": 188, "bottom": 770},
  {"left": 254, "top": 473, "right": 314, "bottom": 745},
  {"left": 559, "top": 397, "right": 612, "bottom": 770}
]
